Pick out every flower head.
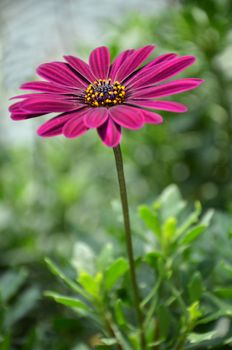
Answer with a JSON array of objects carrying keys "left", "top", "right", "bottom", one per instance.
[{"left": 9, "top": 45, "right": 203, "bottom": 147}]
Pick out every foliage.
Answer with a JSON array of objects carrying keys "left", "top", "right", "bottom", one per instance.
[{"left": 42, "top": 186, "right": 232, "bottom": 349}]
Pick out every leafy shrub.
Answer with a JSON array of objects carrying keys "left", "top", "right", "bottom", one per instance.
[{"left": 44, "top": 185, "right": 232, "bottom": 349}]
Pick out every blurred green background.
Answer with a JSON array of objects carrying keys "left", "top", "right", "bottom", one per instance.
[{"left": 0, "top": 0, "right": 232, "bottom": 348}]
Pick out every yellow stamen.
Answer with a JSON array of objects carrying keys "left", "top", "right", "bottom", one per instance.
[{"left": 84, "top": 79, "right": 126, "bottom": 107}]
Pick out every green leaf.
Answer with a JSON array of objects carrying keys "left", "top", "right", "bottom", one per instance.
[
  {"left": 157, "top": 184, "right": 186, "bottom": 220},
  {"left": 176, "top": 201, "right": 202, "bottom": 237},
  {"left": 44, "top": 291, "right": 91, "bottom": 314},
  {"left": 224, "top": 337, "right": 232, "bottom": 345},
  {"left": 162, "top": 216, "right": 177, "bottom": 243},
  {"left": 74, "top": 344, "right": 90, "bottom": 350},
  {"left": 204, "top": 293, "right": 232, "bottom": 318},
  {"left": 104, "top": 258, "right": 129, "bottom": 291},
  {"left": 78, "top": 272, "right": 102, "bottom": 297},
  {"left": 114, "top": 299, "right": 126, "bottom": 326},
  {"left": 45, "top": 258, "right": 85, "bottom": 297},
  {"left": 144, "top": 251, "right": 163, "bottom": 268},
  {"left": 188, "top": 330, "right": 217, "bottom": 344},
  {"left": 99, "top": 329, "right": 133, "bottom": 350},
  {"left": 71, "top": 242, "right": 95, "bottom": 276},
  {"left": 100, "top": 338, "right": 117, "bottom": 345},
  {"left": 158, "top": 304, "right": 170, "bottom": 339},
  {"left": 198, "top": 311, "right": 223, "bottom": 325},
  {"left": 179, "top": 225, "right": 206, "bottom": 245},
  {"left": 200, "top": 209, "right": 214, "bottom": 226},
  {"left": 187, "top": 301, "right": 202, "bottom": 322},
  {"left": 214, "top": 287, "right": 232, "bottom": 299},
  {"left": 0, "top": 269, "right": 28, "bottom": 303},
  {"left": 0, "top": 334, "right": 11, "bottom": 350},
  {"left": 5, "top": 287, "right": 40, "bottom": 328},
  {"left": 128, "top": 332, "right": 140, "bottom": 350},
  {"left": 97, "top": 244, "right": 114, "bottom": 272},
  {"left": 188, "top": 272, "right": 204, "bottom": 303},
  {"left": 145, "top": 319, "right": 157, "bottom": 345},
  {"left": 138, "top": 205, "right": 161, "bottom": 237},
  {"left": 219, "top": 260, "right": 232, "bottom": 277}
]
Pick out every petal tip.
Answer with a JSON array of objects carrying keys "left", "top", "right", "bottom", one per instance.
[
  {"left": 37, "top": 126, "right": 58, "bottom": 138},
  {"left": 97, "top": 119, "right": 122, "bottom": 147},
  {"left": 196, "top": 78, "right": 205, "bottom": 84},
  {"left": 37, "top": 125, "right": 45, "bottom": 137},
  {"left": 180, "top": 106, "right": 188, "bottom": 113},
  {"left": 63, "top": 55, "right": 72, "bottom": 62},
  {"left": 10, "top": 114, "right": 21, "bottom": 121},
  {"left": 149, "top": 44, "right": 156, "bottom": 50}
]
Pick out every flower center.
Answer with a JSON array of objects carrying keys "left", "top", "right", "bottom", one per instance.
[{"left": 84, "top": 79, "right": 126, "bottom": 107}]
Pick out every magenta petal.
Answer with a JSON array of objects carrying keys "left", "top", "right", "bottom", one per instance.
[
  {"left": 63, "top": 114, "right": 89, "bottom": 138},
  {"left": 64, "top": 56, "right": 96, "bottom": 82},
  {"left": 11, "top": 111, "right": 47, "bottom": 120},
  {"left": 89, "top": 46, "right": 110, "bottom": 80},
  {"left": 83, "top": 108, "right": 108, "bottom": 128},
  {"left": 132, "top": 78, "right": 204, "bottom": 99},
  {"left": 37, "top": 113, "right": 74, "bottom": 137},
  {"left": 125, "top": 53, "right": 178, "bottom": 86},
  {"left": 130, "top": 56, "right": 196, "bottom": 89},
  {"left": 9, "top": 101, "right": 46, "bottom": 120},
  {"left": 10, "top": 93, "right": 70, "bottom": 100},
  {"left": 131, "top": 100, "right": 188, "bottom": 113},
  {"left": 9, "top": 101, "right": 24, "bottom": 113},
  {"left": 37, "top": 62, "right": 87, "bottom": 88},
  {"left": 97, "top": 118, "right": 121, "bottom": 147},
  {"left": 115, "top": 45, "right": 155, "bottom": 82},
  {"left": 141, "top": 110, "right": 163, "bottom": 124},
  {"left": 38, "top": 108, "right": 86, "bottom": 137},
  {"left": 21, "top": 98, "right": 77, "bottom": 113},
  {"left": 149, "top": 100, "right": 188, "bottom": 112},
  {"left": 147, "top": 53, "right": 178, "bottom": 66},
  {"left": 20, "top": 81, "right": 78, "bottom": 94},
  {"left": 109, "top": 49, "right": 135, "bottom": 81},
  {"left": 109, "top": 105, "right": 144, "bottom": 130}
]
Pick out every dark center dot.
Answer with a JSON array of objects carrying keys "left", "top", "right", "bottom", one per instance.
[{"left": 85, "top": 79, "right": 126, "bottom": 107}]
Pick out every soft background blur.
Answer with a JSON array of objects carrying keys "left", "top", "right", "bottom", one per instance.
[{"left": 0, "top": 0, "right": 232, "bottom": 349}]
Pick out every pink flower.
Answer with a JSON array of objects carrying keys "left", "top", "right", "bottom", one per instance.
[{"left": 9, "top": 45, "right": 203, "bottom": 147}]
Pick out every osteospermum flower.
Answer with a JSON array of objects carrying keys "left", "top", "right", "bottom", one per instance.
[{"left": 9, "top": 45, "right": 203, "bottom": 147}]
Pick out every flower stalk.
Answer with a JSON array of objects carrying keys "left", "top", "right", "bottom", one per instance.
[{"left": 113, "top": 145, "right": 146, "bottom": 350}]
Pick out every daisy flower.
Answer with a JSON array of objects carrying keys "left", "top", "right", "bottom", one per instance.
[{"left": 9, "top": 45, "right": 203, "bottom": 147}]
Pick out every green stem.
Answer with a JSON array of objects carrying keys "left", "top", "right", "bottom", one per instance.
[
  {"left": 113, "top": 145, "right": 146, "bottom": 350},
  {"left": 174, "top": 325, "right": 191, "bottom": 350},
  {"left": 104, "top": 312, "right": 123, "bottom": 350},
  {"left": 144, "top": 277, "right": 162, "bottom": 328},
  {"left": 174, "top": 337, "right": 186, "bottom": 350}
]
